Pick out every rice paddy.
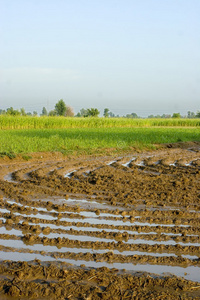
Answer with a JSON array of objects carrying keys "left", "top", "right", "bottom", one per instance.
[
  {"left": 0, "top": 116, "right": 200, "bottom": 156},
  {"left": 0, "top": 115, "right": 200, "bottom": 130}
]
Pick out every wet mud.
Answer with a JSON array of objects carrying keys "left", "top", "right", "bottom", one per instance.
[{"left": 0, "top": 141, "right": 200, "bottom": 299}]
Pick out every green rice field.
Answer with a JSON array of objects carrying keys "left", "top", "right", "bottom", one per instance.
[
  {"left": 0, "top": 115, "right": 200, "bottom": 130},
  {"left": 0, "top": 116, "right": 199, "bottom": 156}
]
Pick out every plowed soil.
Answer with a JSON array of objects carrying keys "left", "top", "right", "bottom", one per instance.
[{"left": 0, "top": 142, "right": 200, "bottom": 299}]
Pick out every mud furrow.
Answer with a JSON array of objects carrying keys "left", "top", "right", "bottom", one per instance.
[{"left": 0, "top": 143, "right": 200, "bottom": 298}]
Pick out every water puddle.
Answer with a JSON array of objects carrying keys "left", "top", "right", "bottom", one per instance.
[
  {"left": 124, "top": 238, "right": 200, "bottom": 247},
  {"left": 0, "top": 208, "right": 11, "bottom": 214},
  {"left": 27, "top": 223, "right": 192, "bottom": 240},
  {"left": 122, "top": 159, "right": 135, "bottom": 167},
  {"left": 6, "top": 198, "right": 115, "bottom": 212},
  {"left": 64, "top": 170, "right": 77, "bottom": 178},
  {"left": 169, "top": 161, "right": 177, "bottom": 166},
  {"left": 28, "top": 222, "right": 159, "bottom": 235},
  {"left": 0, "top": 240, "right": 182, "bottom": 258},
  {"left": 0, "top": 228, "right": 22, "bottom": 236},
  {"left": 13, "top": 211, "right": 57, "bottom": 221},
  {"left": 4, "top": 173, "right": 18, "bottom": 183},
  {"left": 154, "top": 160, "right": 162, "bottom": 165},
  {"left": 182, "top": 254, "right": 199, "bottom": 260},
  {"left": 0, "top": 222, "right": 196, "bottom": 247},
  {"left": 66, "top": 198, "right": 101, "bottom": 205},
  {"left": 185, "top": 159, "right": 199, "bottom": 166},
  {"left": 47, "top": 258, "right": 200, "bottom": 282},
  {"left": 6, "top": 200, "right": 58, "bottom": 213},
  {"left": 6, "top": 200, "right": 23, "bottom": 207},
  {"left": 58, "top": 216, "right": 190, "bottom": 228},
  {"left": 107, "top": 160, "right": 117, "bottom": 166},
  {"left": 0, "top": 250, "right": 199, "bottom": 281},
  {"left": 136, "top": 161, "right": 145, "bottom": 166},
  {"left": 0, "top": 251, "right": 55, "bottom": 262}
]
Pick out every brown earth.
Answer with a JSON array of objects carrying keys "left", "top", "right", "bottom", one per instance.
[{"left": 0, "top": 141, "right": 200, "bottom": 299}]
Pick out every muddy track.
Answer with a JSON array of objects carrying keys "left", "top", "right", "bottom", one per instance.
[{"left": 0, "top": 142, "right": 200, "bottom": 299}]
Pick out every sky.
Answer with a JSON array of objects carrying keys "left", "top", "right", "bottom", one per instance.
[{"left": 0, "top": 0, "right": 200, "bottom": 117}]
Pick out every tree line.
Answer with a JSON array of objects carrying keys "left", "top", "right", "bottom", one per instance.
[
  {"left": 0, "top": 100, "right": 74, "bottom": 117},
  {"left": 0, "top": 99, "right": 200, "bottom": 118},
  {"left": 148, "top": 111, "right": 200, "bottom": 118}
]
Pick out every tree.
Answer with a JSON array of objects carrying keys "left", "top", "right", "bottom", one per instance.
[
  {"left": 33, "top": 111, "right": 38, "bottom": 116},
  {"left": 20, "top": 108, "right": 26, "bottom": 116},
  {"left": 6, "top": 107, "right": 20, "bottom": 116},
  {"left": 41, "top": 107, "right": 48, "bottom": 116},
  {"left": 55, "top": 99, "right": 67, "bottom": 116},
  {"left": 76, "top": 108, "right": 88, "bottom": 117},
  {"left": 125, "top": 112, "right": 138, "bottom": 118},
  {"left": 48, "top": 110, "right": 57, "bottom": 116},
  {"left": 0, "top": 109, "right": 6, "bottom": 115},
  {"left": 86, "top": 108, "right": 100, "bottom": 117},
  {"left": 172, "top": 113, "right": 181, "bottom": 118},
  {"left": 103, "top": 108, "right": 109, "bottom": 118},
  {"left": 65, "top": 106, "right": 74, "bottom": 117},
  {"left": 76, "top": 108, "right": 100, "bottom": 117},
  {"left": 187, "top": 111, "right": 196, "bottom": 118},
  {"left": 196, "top": 111, "right": 200, "bottom": 118},
  {"left": 161, "top": 114, "right": 171, "bottom": 118},
  {"left": 109, "top": 111, "right": 115, "bottom": 117}
]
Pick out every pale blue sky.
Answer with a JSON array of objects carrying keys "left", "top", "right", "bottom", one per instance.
[{"left": 0, "top": 0, "right": 199, "bottom": 116}]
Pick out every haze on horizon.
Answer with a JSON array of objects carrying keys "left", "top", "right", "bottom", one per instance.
[{"left": 0, "top": 0, "right": 199, "bottom": 117}]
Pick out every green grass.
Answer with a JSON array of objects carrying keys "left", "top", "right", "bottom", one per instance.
[
  {"left": 0, "top": 127, "right": 199, "bottom": 156},
  {"left": 0, "top": 115, "right": 200, "bottom": 130}
]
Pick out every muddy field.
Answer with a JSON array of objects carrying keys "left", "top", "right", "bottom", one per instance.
[{"left": 0, "top": 142, "right": 200, "bottom": 299}]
